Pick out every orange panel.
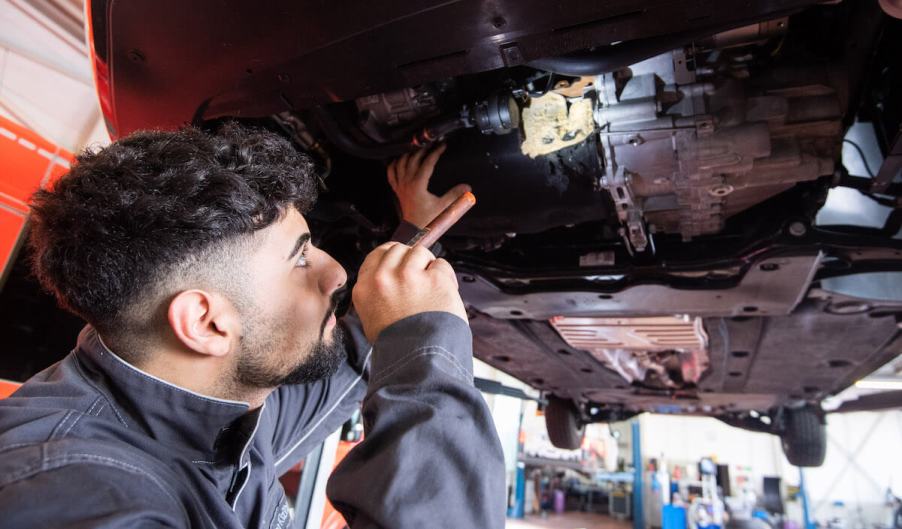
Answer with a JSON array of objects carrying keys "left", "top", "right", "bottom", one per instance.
[
  {"left": 0, "top": 116, "right": 74, "bottom": 279},
  {"left": 0, "top": 116, "right": 73, "bottom": 211},
  {"left": 0, "top": 379, "right": 21, "bottom": 399},
  {"left": 0, "top": 207, "right": 26, "bottom": 277}
]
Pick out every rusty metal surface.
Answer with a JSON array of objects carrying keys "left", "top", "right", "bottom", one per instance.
[{"left": 520, "top": 93, "right": 594, "bottom": 157}]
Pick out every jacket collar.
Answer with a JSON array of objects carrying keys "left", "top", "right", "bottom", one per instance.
[{"left": 75, "top": 325, "right": 259, "bottom": 461}]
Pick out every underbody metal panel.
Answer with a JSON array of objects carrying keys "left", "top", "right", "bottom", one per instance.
[
  {"left": 736, "top": 308, "right": 901, "bottom": 399},
  {"left": 459, "top": 253, "right": 822, "bottom": 319},
  {"left": 472, "top": 299, "right": 902, "bottom": 414},
  {"left": 551, "top": 316, "right": 706, "bottom": 352}
]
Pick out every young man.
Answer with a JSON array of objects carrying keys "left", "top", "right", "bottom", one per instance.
[{"left": 0, "top": 124, "right": 504, "bottom": 528}]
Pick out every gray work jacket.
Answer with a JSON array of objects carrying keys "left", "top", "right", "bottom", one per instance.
[{"left": 0, "top": 311, "right": 505, "bottom": 528}]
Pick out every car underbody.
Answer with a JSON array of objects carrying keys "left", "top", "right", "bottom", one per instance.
[
  {"left": 1, "top": 0, "right": 891, "bottom": 466},
  {"left": 276, "top": 2, "right": 902, "bottom": 449}
]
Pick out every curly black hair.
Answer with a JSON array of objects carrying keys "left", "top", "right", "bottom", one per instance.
[{"left": 28, "top": 123, "right": 318, "bottom": 357}]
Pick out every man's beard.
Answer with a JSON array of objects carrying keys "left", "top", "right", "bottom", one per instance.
[
  {"left": 275, "top": 325, "right": 346, "bottom": 386},
  {"left": 235, "top": 290, "right": 347, "bottom": 389}
]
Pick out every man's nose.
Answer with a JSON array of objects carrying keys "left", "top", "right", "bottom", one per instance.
[{"left": 318, "top": 248, "right": 347, "bottom": 296}]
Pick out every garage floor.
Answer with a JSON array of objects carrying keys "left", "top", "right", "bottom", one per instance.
[{"left": 506, "top": 512, "right": 632, "bottom": 529}]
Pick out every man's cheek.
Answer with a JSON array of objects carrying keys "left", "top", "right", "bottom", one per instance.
[{"left": 323, "top": 326, "right": 337, "bottom": 344}]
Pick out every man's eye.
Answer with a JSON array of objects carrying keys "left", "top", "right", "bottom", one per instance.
[{"left": 295, "top": 246, "right": 310, "bottom": 268}]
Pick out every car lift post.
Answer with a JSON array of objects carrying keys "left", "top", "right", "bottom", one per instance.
[
  {"left": 508, "top": 402, "right": 527, "bottom": 519},
  {"left": 799, "top": 468, "right": 814, "bottom": 529},
  {"left": 510, "top": 462, "right": 526, "bottom": 519},
  {"left": 632, "top": 420, "right": 644, "bottom": 529}
]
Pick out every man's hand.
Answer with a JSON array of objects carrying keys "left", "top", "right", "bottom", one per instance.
[
  {"left": 388, "top": 144, "right": 471, "bottom": 228},
  {"left": 352, "top": 241, "right": 467, "bottom": 343}
]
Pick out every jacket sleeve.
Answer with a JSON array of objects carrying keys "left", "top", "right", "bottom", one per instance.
[
  {"left": 268, "top": 310, "right": 372, "bottom": 476},
  {"left": 325, "top": 311, "right": 506, "bottom": 529}
]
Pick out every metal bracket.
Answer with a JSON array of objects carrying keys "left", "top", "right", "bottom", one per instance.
[{"left": 599, "top": 143, "right": 650, "bottom": 253}]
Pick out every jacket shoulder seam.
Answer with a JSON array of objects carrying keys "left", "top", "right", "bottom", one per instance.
[
  {"left": 71, "top": 355, "right": 130, "bottom": 428},
  {"left": 46, "top": 397, "right": 105, "bottom": 442}
]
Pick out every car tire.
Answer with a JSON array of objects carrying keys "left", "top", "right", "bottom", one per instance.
[
  {"left": 545, "top": 396, "right": 585, "bottom": 450},
  {"left": 780, "top": 406, "right": 826, "bottom": 467}
]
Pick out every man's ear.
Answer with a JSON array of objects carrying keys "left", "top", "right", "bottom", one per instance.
[{"left": 167, "top": 290, "right": 240, "bottom": 358}]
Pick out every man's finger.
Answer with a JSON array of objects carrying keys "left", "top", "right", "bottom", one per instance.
[
  {"left": 376, "top": 241, "right": 410, "bottom": 273},
  {"left": 418, "top": 143, "right": 447, "bottom": 184},
  {"left": 398, "top": 243, "right": 436, "bottom": 272},
  {"left": 426, "top": 257, "right": 459, "bottom": 289},
  {"left": 358, "top": 241, "right": 400, "bottom": 278},
  {"left": 406, "top": 147, "right": 428, "bottom": 177},
  {"left": 387, "top": 161, "right": 398, "bottom": 190},
  {"left": 396, "top": 152, "right": 410, "bottom": 177}
]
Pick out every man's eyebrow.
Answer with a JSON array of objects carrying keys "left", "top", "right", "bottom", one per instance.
[{"left": 288, "top": 232, "right": 311, "bottom": 261}]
